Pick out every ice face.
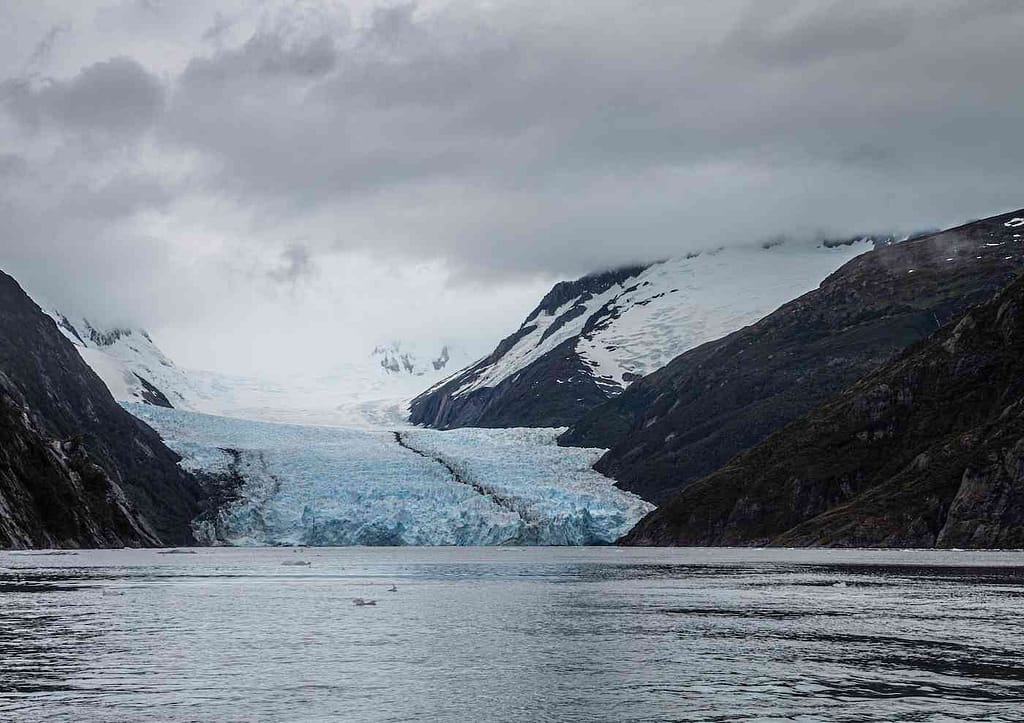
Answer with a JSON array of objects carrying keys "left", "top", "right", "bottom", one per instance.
[
  {"left": 128, "top": 405, "right": 652, "bottom": 546},
  {"left": 400, "top": 427, "right": 653, "bottom": 544}
]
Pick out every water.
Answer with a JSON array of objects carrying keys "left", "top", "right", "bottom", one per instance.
[{"left": 1, "top": 547, "right": 1022, "bottom": 722}]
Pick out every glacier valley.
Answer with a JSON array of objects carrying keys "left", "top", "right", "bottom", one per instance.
[{"left": 128, "top": 404, "right": 653, "bottom": 546}]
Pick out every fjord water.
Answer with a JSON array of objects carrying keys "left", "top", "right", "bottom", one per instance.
[{"left": 1, "top": 548, "right": 1022, "bottom": 722}]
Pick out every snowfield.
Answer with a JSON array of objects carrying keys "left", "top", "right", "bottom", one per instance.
[
  {"left": 128, "top": 404, "right": 652, "bottom": 546},
  {"left": 44, "top": 308, "right": 470, "bottom": 427}
]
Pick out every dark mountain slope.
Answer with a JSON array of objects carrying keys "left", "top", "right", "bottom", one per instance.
[
  {"left": 0, "top": 375, "right": 157, "bottom": 548},
  {"left": 0, "top": 270, "right": 203, "bottom": 547},
  {"left": 621, "top": 266, "right": 1024, "bottom": 548},
  {"left": 562, "top": 209, "right": 1024, "bottom": 504}
]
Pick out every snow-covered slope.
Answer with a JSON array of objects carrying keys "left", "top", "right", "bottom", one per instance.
[
  {"left": 130, "top": 404, "right": 651, "bottom": 546},
  {"left": 45, "top": 311, "right": 200, "bottom": 409},
  {"left": 409, "top": 239, "right": 877, "bottom": 429},
  {"left": 184, "top": 350, "right": 468, "bottom": 429}
]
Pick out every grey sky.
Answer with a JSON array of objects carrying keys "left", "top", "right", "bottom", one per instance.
[{"left": 0, "top": 0, "right": 1022, "bottom": 375}]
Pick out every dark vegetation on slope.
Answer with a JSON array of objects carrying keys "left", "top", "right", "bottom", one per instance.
[
  {"left": 622, "top": 268, "right": 1024, "bottom": 547},
  {"left": 0, "top": 270, "right": 203, "bottom": 548},
  {"left": 561, "top": 209, "right": 1024, "bottom": 504}
]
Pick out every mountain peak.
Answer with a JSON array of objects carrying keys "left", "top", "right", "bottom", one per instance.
[
  {"left": 410, "top": 240, "right": 876, "bottom": 430},
  {"left": 372, "top": 342, "right": 453, "bottom": 376}
]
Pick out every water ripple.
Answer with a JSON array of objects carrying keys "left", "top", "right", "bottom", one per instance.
[{"left": 1, "top": 547, "right": 1023, "bottom": 721}]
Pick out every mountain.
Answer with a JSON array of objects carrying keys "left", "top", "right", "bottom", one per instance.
[
  {"left": 373, "top": 342, "right": 452, "bottom": 376},
  {"left": 45, "top": 310, "right": 199, "bottom": 410},
  {"left": 0, "top": 270, "right": 203, "bottom": 548},
  {"left": 409, "top": 240, "right": 876, "bottom": 429},
  {"left": 621, "top": 244, "right": 1024, "bottom": 548},
  {"left": 562, "top": 209, "right": 1024, "bottom": 504}
]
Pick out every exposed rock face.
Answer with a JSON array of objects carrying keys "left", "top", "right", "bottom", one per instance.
[
  {"left": 0, "top": 376, "right": 157, "bottom": 548},
  {"left": 563, "top": 210, "right": 1024, "bottom": 504},
  {"left": 372, "top": 342, "right": 454, "bottom": 376},
  {"left": 621, "top": 256, "right": 1024, "bottom": 548},
  {"left": 0, "top": 270, "right": 203, "bottom": 548}
]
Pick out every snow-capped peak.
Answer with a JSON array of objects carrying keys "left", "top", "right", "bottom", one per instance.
[
  {"left": 372, "top": 342, "right": 452, "bottom": 376},
  {"left": 44, "top": 309, "right": 196, "bottom": 409},
  {"left": 461, "top": 241, "right": 877, "bottom": 397}
]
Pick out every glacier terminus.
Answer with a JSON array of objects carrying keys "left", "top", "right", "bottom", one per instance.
[{"left": 129, "top": 404, "right": 652, "bottom": 546}]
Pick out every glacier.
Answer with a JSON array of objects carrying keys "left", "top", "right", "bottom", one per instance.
[{"left": 128, "top": 404, "right": 652, "bottom": 546}]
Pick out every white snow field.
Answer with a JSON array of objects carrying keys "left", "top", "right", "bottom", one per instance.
[
  {"left": 128, "top": 404, "right": 652, "bottom": 546},
  {"left": 45, "top": 309, "right": 467, "bottom": 427}
]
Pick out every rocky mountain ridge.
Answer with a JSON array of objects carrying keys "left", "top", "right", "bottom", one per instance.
[
  {"left": 410, "top": 241, "right": 873, "bottom": 429},
  {"left": 46, "top": 310, "right": 193, "bottom": 409},
  {"left": 622, "top": 245, "right": 1024, "bottom": 547}
]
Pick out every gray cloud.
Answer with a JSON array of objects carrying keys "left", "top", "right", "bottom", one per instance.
[
  {"left": 1, "top": 0, "right": 1023, "bottom": 373},
  {"left": 268, "top": 243, "right": 316, "bottom": 283},
  {"left": 3, "top": 56, "right": 164, "bottom": 135},
  {"left": 729, "top": 2, "right": 913, "bottom": 67},
  {"left": 26, "top": 22, "right": 71, "bottom": 69},
  {"left": 137, "top": 0, "right": 1024, "bottom": 281},
  {"left": 0, "top": 153, "right": 28, "bottom": 177}
]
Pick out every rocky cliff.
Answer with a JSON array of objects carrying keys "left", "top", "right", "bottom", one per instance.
[{"left": 0, "top": 270, "right": 203, "bottom": 548}]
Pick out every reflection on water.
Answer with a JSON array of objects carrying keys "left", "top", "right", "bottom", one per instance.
[{"left": 1, "top": 547, "right": 1023, "bottom": 722}]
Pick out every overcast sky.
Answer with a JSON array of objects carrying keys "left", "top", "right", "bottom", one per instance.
[{"left": 1, "top": 0, "right": 1022, "bottom": 376}]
